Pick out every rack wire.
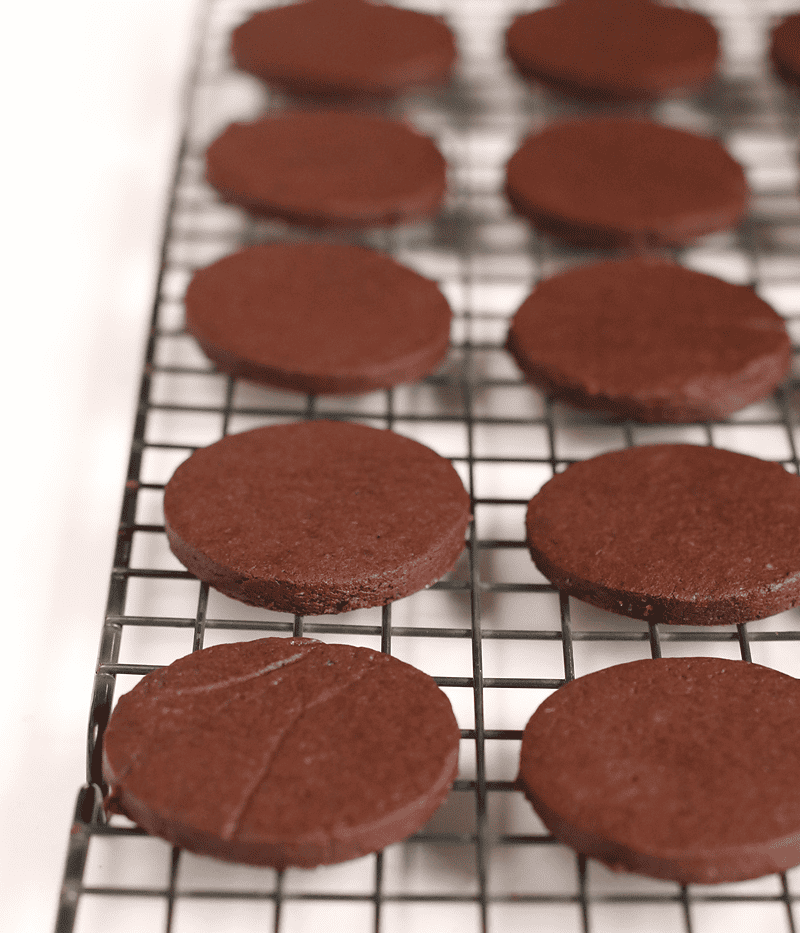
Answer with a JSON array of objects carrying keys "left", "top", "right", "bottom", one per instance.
[{"left": 56, "top": 1, "right": 800, "bottom": 931}]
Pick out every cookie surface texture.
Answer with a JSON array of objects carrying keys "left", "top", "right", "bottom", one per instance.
[
  {"left": 505, "top": 118, "right": 748, "bottom": 248},
  {"left": 771, "top": 12, "right": 800, "bottom": 89},
  {"left": 506, "top": 0, "right": 719, "bottom": 102},
  {"left": 184, "top": 243, "right": 452, "bottom": 395},
  {"left": 231, "top": 0, "right": 456, "bottom": 98},
  {"left": 505, "top": 257, "right": 791, "bottom": 422},
  {"left": 525, "top": 443, "right": 800, "bottom": 625},
  {"left": 518, "top": 656, "right": 800, "bottom": 883},
  {"left": 103, "top": 637, "right": 460, "bottom": 867},
  {"left": 205, "top": 111, "right": 447, "bottom": 227},
  {"left": 164, "top": 421, "right": 471, "bottom": 614}
]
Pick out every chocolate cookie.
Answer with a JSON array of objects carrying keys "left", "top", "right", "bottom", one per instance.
[
  {"left": 505, "top": 257, "right": 791, "bottom": 423},
  {"left": 505, "top": 118, "right": 748, "bottom": 249},
  {"left": 184, "top": 242, "right": 452, "bottom": 395},
  {"left": 231, "top": 0, "right": 457, "bottom": 98},
  {"left": 103, "top": 637, "right": 460, "bottom": 868},
  {"left": 505, "top": 0, "right": 719, "bottom": 102},
  {"left": 164, "top": 421, "right": 471, "bottom": 615},
  {"left": 770, "top": 12, "right": 800, "bottom": 90},
  {"left": 518, "top": 656, "right": 800, "bottom": 883},
  {"left": 525, "top": 444, "right": 800, "bottom": 625},
  {"left": 205, "top": 111, "right": 447, "bottom": 227}
]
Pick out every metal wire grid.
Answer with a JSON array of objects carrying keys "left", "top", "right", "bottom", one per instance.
[{"left": 56, "top": 1, "right": 800, "bottom": 931}]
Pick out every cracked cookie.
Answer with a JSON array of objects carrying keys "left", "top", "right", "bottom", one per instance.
[{"left": 103, "top": 637, "right": 460, "bottom": 867}]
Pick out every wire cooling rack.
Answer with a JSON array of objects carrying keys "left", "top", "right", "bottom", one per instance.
[{"left": 56, "top": 1, "right": 800, "bottom": 931}]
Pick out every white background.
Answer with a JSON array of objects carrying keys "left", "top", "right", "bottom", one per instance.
[{"left": 1, "top": 2, "right": 196, "bottom": 929}]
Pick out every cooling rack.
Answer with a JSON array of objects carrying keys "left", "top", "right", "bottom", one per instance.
[{"left": 56, "top": 1, "right": 800, "bottom": 931}]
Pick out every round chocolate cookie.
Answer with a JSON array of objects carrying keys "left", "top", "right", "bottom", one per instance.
[
  {"left": 505, "top": 257, "right": 791, "bottom": 423},
  {"left": 770, "top": 12, "right": 800, "bottom": 90},
  {"left": 164, "top": 421, "right": 471, "bottom": 615},
  {"left": 205, "top": 111, "right": 447, "bottom": 227},
  {"left": 518, "top": 656, "right": 800, "bottom": 883},
  {"left": 184, "top": 243, "right": 452, "bottom": 395},
  {"left": 231, "top": 0, "right": 457, "bottom": 98},
  {"left": 525, "top": 444, "right": 800, "bottom": 625},
  {"left": 506, "top": 0, "right": 719, "bottom": 102},
  {"left": 505, "top": 118, "right": 748, "bottom": 249},
  {"left": 103, "top": 637, "right": 460, "bottom": 868}
]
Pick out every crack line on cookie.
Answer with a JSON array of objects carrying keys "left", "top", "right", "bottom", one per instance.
[
  {"left": 223, "top": 662, "right": 375, "bottom": 842},
  {"left": 112, "top": 648, "right": 319, "bottom": 801},
  {"left": 163, "top": 650, "right": 310, "bottom": 695}
]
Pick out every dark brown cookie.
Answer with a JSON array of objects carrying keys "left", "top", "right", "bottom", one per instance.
[
  {"left": 518, "top": 656, "right": 800, "bottom": 883},
  {"left": 506, "top": 0, "right": 719, "bottom": 102},
  {"left": 164, "top": 421, "right": 471, "bottom": 615},
  {"left": 184, "top": 242, "right": 452, "bottom": 395},
  {"left": 231, "top": 0, "right": 457, "bottom": 98},
  {"left": 505, "top": 118, "right": 748, "bottom": 249},
  {"left": 103, "top": 637, "right": 460, "bottom": 868},
  {"left": 505, "top": 257, "right": 791, "bottom": 423},
  {"left": 525, "top": 444, "right": 800, "bottom": 625},
  {"left": 770, "top": 12, "right": 800, "bottom": 89},
  {"left": 205, "top": 111, "right": 447, "bottom": 228}
]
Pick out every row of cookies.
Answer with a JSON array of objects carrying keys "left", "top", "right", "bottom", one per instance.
[
  {"left": 230, "top": 0, "right": 800, "bottom": 102},
  {"left": 504, "top": 1, "right": 800, "bottom": 887},
  {"left": 101, "top": 0, "right": 475, "bottom": 886}
]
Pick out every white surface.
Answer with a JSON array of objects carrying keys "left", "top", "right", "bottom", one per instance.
[{"left": 1, "top": 3, "right": 195, "bottom": 930}]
